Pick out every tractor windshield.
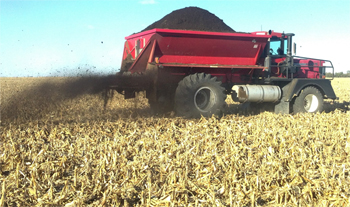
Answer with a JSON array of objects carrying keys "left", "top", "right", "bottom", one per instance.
[{"left": 270, "top": 39, "right": 287, "bottom": 56}]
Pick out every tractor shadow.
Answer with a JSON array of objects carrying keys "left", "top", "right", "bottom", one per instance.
[
  {"left": 224, "top": 99, "right": 349, "bottom": 116},
  {"left": 223, "top": 101, "right": 275, "bottom": 116},
  {"left": 323, "top": 100, "right": 350, "bottom": 113}
]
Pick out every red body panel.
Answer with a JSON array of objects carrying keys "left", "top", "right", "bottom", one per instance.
[
  {"left": 123, "top": 29, "right": 273, "bottom": 68},
  {"left": 294, "top": 59, "right": 325, "bottom": 78},
  {"left": 121, "top": 29, "right": 324, "bottom": 84}
]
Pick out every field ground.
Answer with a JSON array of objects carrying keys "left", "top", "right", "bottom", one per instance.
[{"left": 1, "top": 77, "right": 349, "bottom": 206}]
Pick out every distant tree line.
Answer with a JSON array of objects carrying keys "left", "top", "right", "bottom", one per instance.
[{"left": 326, "top": 70, "right": 350, "bottom": 77}]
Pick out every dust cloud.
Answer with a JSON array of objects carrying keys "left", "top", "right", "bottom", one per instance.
[{"left": 1, "top": 74, "right": 118, "bottom": 124}]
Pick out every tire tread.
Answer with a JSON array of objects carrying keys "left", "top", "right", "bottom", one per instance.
[{"left": 175, "top": 73, "right": 226, "bottom": 118}]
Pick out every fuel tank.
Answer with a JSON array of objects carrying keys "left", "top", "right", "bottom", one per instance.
[{"left": 232, "top": 85, "right": 281, "bottom": 103}]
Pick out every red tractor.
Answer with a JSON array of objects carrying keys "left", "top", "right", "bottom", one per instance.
[{"left": 111, "top": 29, "right": 337, "bottom": 118}]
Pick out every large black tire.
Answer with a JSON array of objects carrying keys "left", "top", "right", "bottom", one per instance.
[
  {"left": 175, "top": 73, "right": 227, "bottom": 118},
  {"left": 292, "top": 86, "right": 324, "bottom": 113}
]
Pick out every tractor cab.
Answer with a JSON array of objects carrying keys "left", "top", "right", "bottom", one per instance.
[
  {"left": 264, "top": 31, "right": 333, "bottom": 79},
  {"left": 264, "top": 32, "right": 296, "bottom": 77}
]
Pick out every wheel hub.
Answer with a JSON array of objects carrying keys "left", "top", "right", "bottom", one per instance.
[
  {"left": 194, "top": 87, "right": 216, "bottom": 112},
  {"left": 304, "top": 94, "right": 319, "bottom": 112}
]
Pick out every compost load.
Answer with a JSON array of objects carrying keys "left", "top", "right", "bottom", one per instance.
[
  {"left": 141, "top": 7, "right": 235, "bottom": 33},
  {"left": 121, "top": 7, "right": 235, "bottom": 71}
]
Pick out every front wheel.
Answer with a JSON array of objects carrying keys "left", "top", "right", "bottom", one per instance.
[
  {"left": 175, "top": 73, "right": 227, "bottom": 118},
  {"left": 292, "top": 86, "right": 324, "bottom": 113}
]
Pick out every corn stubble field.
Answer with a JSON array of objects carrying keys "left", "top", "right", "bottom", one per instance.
[{"left": 0, "top": 77, "right": 349, "bottom": 206}]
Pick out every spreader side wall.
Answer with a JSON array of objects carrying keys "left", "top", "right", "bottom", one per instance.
[
  {"left": 124, "top": 29, "right": 270, "bottom": 69},
  {"left": 155, "top": 33, "right": 268, "bottom": 66}
]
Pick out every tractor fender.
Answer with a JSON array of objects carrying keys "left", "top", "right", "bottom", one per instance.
[{"left": 281, "top": 79, "right": 337, "bottom": 102}]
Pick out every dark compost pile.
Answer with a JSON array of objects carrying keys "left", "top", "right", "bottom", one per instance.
[
  {"left": 121, "top": 7, "right": 235, "bottom": 71},
  {"left": 141, "top": 6, "right": 235, "bottom": 33}
]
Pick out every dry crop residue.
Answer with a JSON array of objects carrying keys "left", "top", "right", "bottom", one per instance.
[{"left": 0, "top": 77, "right": 350, "bottom": 206}]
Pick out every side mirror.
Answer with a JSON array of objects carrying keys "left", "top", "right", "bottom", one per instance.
[{"left": 293, "top": 43, "right": 296, "bottom": 55}]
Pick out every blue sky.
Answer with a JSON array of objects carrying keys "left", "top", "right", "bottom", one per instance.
[{"left": 0, "top": 0, "right": 349, "bottom": 77}]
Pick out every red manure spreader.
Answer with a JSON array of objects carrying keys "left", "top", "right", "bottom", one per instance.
[{"left": 111, "top": 29, "right": 337, "bottom": 118}]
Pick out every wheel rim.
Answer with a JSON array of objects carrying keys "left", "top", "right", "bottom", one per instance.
[
  {"left": 304, "top": 94, "right": 319, "bottom": 112},
  {"left": 194, "top": 87, "right": 216, "bottom": 112}
]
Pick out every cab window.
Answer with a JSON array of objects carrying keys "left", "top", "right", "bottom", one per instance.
[{"left": 270, "top": 39, "right": 287, "bottom": 55}]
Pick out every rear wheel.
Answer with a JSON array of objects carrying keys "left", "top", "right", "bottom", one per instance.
[
  {"left": 175, "top": 73, "right": 227, "bottom": 118},
  {"left": 293, "top": 86, "right": 323, "bottom": 113}
]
